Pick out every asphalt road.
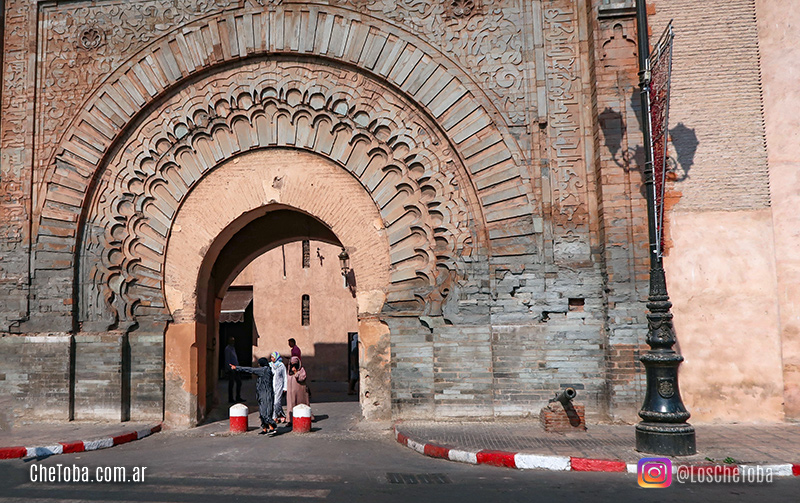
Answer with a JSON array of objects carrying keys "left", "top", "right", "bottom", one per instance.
[{"left": 0, "top": 397, "right": 796, "bottom": 502}]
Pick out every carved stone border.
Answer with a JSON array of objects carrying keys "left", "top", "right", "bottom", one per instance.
[
  {"left": 78, "top": 59, "right": 488, "bottom": 328},
  {"left": 36, "top": 5, "right": 537, "bottom": 295}
]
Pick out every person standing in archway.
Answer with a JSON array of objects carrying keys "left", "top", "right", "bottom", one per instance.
[
  {"left": 269, "top": 351, "right": 287, "bottom": 424},
  {"left": 287, "top": 356, "right": 312, "bottom": 425},
  {"left": 288, "top": 338, "right": 301, "bottom": 361},
  {"left": 225, "top": 337, "right": 243, "bottom": 403},
  {"left": 230, "top": 358, "right": 277, "bottom": 435},
  {"left": 348, "top": 333, "right": 359, "bottom": 395}
]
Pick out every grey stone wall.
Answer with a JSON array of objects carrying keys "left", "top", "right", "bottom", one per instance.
[
  {"left": 389, "top": 317, "right": 435, "bottom": 418},
  {"left": 73, "top": 333, "right": 122, "bottom": 421},
  {"left": 390, "top": 262, "right": 609, "bottom": 420},
  {"left": 390, "top": 319, "right": 608, "bottom": 420},
  {"left": 0, "top": 332, "right": 164, "bottom": 426},
  {"left": 129, "top": 334, "right": 164, "bottom": 421},
  {"left": 0, "top": 335, "right": 71, "bottom": 429}
]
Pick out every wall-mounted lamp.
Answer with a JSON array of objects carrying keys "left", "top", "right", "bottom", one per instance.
[
  {"left": 339, "top": 248, "right": 356, "bottom": 298},
  {"left": 338, "top": 248, "right": 350, "bottom": 277}
]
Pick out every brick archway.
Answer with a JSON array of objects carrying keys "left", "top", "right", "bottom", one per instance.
[
  {"left": 31, "top": 3, "right": 543, "bottom": 425},
  {"left": 72, "top": 57, "right": 492, "bottom": 425},
  {"left": 79, "top": 59, "right": 485, "bottom": 331},
  {"left": 34, "top": 3, "right": 538, "bottom": 333},
  {"left": 163, "top": 148, "right": 391, "bottom": 426}
]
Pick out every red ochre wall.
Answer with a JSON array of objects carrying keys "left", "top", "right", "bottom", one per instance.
[{"left": 231, "top": 241, "right": 359, "bottom": 382}]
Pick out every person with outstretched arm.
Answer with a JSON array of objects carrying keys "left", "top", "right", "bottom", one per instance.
[{"left": 230, "top": 357, "right": 277, "bottom": 435}]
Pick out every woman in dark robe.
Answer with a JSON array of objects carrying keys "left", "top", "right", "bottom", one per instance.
[
  {"left": 230, "top": 357, "right": 277, "bottom": 435},
  {"left": 286, "top": 356, "right": 312, "bottom": 424}
]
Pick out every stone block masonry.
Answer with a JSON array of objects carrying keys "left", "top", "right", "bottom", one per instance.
[
  {"left": 73, "top": 333, "right": 123, "bottom": 421},
  {"left": 391, "top": 319, "right": 609, "bottom": 420},
  {"left": 0, "top": 332, "right": 163, "bottom": 427},
  {"left": 128, "top": 334, "right": 164, "bottom": 422},
  {"left": 4, "top": 0, "right": 786, "bottom": 426},
  {"left": 0, "top": 335, "right": 71, "bottom": 429},
  {"left": 491, "top": 323, "right": 605, "bottom": 420},
  {"left": 434, "top": 325, "right": 494, "bottom": 417}
]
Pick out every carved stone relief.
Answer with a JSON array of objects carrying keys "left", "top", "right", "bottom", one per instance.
[
  {"left": 32, "top": 1, "right": 537, "bottom": 329},
  {"left": 446, "top": 0, "right": 480, "bottom": 19},
  {"left": 1, "top": 0, "right": 35, "bottom": 301},
  {"left": 79, "top": 60, "right": 484, "bottom": 328},
  {"left": 35, "top": 1, "right": 241, "bottom": 189},
  {"left": 543, "top": 1, "right": 590, "bottom": 263},
  {"left": 330, "top": 0, "right": 527, "bottom": 125},
  {"left": 35, "top": 0, "right": 529, "bottom": 208}
]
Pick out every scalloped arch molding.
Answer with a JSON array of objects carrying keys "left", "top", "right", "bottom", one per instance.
[
  {"left": 80, "top": 59, "right": 488, "bottom": 327},
  {"left": 35, "top": 4, "right": 541, "bottom": 328},
  {"left": 27, "top": 4, "right": 547, "bottom": 426}
]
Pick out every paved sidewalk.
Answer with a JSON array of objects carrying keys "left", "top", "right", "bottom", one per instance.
[
  {"left": 0, "top": 381, "right": 358, "bottom": 460},
  {"left": 394, "top": 421, "right": 800, "bottom": 475}
]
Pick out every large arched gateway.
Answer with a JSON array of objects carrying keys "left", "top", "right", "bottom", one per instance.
[
  {"left": 19, "top": 0, "right": 785, "bottom": 428},
  {"left": 69, "top": 44, "right": 509, "bottom": 424},
  {"left": 37, "top": 8, "right": 539, "bottom": 425},
  {"left": 3, "top": 1, "right": 617, "bottom": 427}
]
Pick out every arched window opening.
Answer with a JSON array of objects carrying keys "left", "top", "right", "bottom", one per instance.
[{"left": 301, "top": 294, "right": 310, "bottom": 326}]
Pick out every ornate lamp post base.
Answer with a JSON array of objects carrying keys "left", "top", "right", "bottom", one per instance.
[
  {"left": 636, "top": 423, "right": 696, "bottom": 456},
  {"left": 635, "top": 348, "right": 696, "bottom": 456}
]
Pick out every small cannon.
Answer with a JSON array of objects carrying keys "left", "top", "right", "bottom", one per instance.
[
  {"left": 542, "top": 387, "right": 585, "bottom": 431},
  {"left": 550, "top": 387, "right": 577, "bottom": 408}
]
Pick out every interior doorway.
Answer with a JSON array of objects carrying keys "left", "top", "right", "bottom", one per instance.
[
  {"left": 197, "top": 208, "right": 361, "bottom": 422},
  {"left": 214, "top": 239, "right": 359, "bottom": 412},
  {"left": 161, "top": 148, "right": 394, "bottom": 427},
  {"left": 217, "top": 286, "right": 255, "bottom": 370}
]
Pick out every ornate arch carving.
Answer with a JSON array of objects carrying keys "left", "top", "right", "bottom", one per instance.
[
  {"left": 37, "top": 3, "right": 538, "bottom": 293},
  {"left": 80, "top": 59, "right": 486, "bottom": 329}
]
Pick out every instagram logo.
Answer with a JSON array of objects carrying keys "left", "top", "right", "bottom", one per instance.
[{"left": 638, "top": 457, "right": 672, "bottom": 488}]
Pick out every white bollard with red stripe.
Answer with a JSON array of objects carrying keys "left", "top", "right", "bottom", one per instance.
[
  {"left": 229, "top": 403, "right": 248, "bottom": 433},
  {"left": 293, "top": 404, "right": 312, "bottom": 433}
]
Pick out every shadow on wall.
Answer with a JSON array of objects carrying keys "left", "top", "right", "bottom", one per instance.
[
  {"left": 627, "top": 91, "right": 698, "bottom": 183},
  {"left": 667, "top": 122, "right": 697, "bottom": 182},
  {"left": 599, "top": 105, "right": 647, "bottom": 199},
  {"left": 599, "top": 96, "right": 698, "bottom": 193},
  {"left": 303, "top": 343, "right": 349, "bottom": 382},
  {"left": 253, "top": 343, "right": 349, "bottom": 383}
]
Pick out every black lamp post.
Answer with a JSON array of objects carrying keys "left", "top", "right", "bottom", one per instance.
[{"left": 634, "top": 0, "right": 696, "bottom": 456}]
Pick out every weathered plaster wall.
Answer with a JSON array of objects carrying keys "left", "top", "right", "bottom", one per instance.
[
  {"left": 665, "top": 210, "right": 784, "bottom": 422},
  {"left": 756, "top": 0, "right": 800, "bottom": 420},
  {"left": 164, "top": 322, "right": 200, "bottom": 428},
  {"left": 650, "top": 0, "right": 786, "bottom": 422},
  {"left": 233, "top": 241, "right": 359, "bottom": 381}
]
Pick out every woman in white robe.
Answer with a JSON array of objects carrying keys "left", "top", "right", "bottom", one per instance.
[{"left": 269, "top": 351, "right": 287, "bottom": 423}]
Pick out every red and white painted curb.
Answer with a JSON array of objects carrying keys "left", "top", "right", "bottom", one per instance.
[
  {"left": 394, "top": 426, "right": 800, "bottom": 476},
  {"left": 0, "top": 424, "right": 162, "bottom": 460}
]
